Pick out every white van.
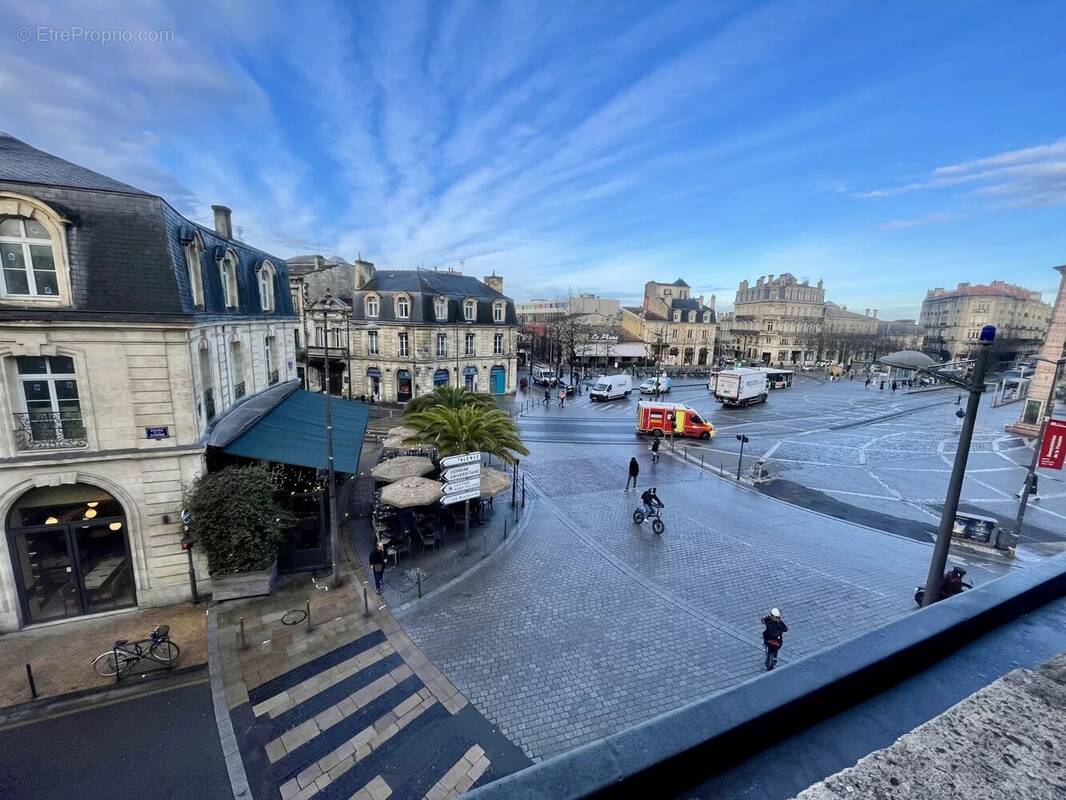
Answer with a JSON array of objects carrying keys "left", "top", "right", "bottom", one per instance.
[
  {"left": 590, "top": 374, "right": 632, "bottom": 401},
  {"left": 531, "top": 365, "right": 556, "bottom": 386}
]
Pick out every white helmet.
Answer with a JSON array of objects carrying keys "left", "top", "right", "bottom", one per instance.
[{"left": 770, "top": 608, "right": 781, "bottom": 619}]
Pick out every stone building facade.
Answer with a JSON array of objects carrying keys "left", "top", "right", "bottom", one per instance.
[
  {"left": 919, "top": 281, "right": 1051, "bottom": 363},
  {"left": 621, "top": 279, "right": 717, "bottom": 366},
  {"left": 348, "top": 264, "right": 518, "bottom": 400},
  {"left": 730, "top": 274, "right": 825, "bottom": 365},
  {"left": 0, "top": 134, "right": 297, "bottom": 631}
]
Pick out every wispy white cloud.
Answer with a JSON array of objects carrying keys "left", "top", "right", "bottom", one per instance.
[
  {"left": 857, "top": 138, "right": 1066, "bottom": 207},
  {"left": 880, "top": 211, "right": 964, "bottom": 230}
]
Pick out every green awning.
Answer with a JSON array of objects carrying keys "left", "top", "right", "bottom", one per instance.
[{"left": 221, "top": 389, "right": 370, "bottom": 474}]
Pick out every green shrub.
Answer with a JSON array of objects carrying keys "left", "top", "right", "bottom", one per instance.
[{"left": 185, "top": 466, "right": 287, "bottom": 575}]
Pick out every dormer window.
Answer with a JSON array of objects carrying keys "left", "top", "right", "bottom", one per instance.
[
  {"left": 703, "top": 312, "right": 711, "bottom": 323},
  {"left": 258, "top": 260, "right": 276, "bottom": 312},
  {"left": 0, "top": 216, "right": 58, "bottom": 298},
  {"left": 492, "top": 301, "right": 505, "bottom": 323},
  {"left": 673, "top": 311, "right": 681, "bottom": 321},
  {"left": 395, "top": 294, "right": 410, "bottom": 319},
  {"left": 365, "top": 293, "right": 380, "bottom": 318},
  {"left": 184, "top": 231, "right": 205, "bottom": 310},
  {"left": 435, "top": 296, "right": 448, "bottom": 320},
  {"left": 220, "top": 250, "right": 240, "bottom": 310},
  {"left": 688, "top": 311, "right": 696, "bottom": 323},
  {"left": 464, "top": 299, "right": 476, "bottom": 321}
]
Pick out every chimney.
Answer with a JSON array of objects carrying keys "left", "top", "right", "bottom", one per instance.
[
  {"left": 354, "top": 258, "right": 376, "bottom": 290},
  {"left": 710, "top": 293, "right": 716, "bottom": 309},
  {"left": 483, "top": 272, "right": 504, "bottom": 294},
  {"left": 873, "top": 309, "right": 878, "bottom": 318},
  {"left": 211, "top": 205, "right": 232, "bottom": 239},
  {"left": 865, "top": 308, "right": 870, "bottom": 316}
]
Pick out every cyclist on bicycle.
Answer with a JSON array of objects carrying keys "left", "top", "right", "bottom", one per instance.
[
  {"left": 761, "top": 608, "right": 788, "bottom": 670},
  {"left": 640, "top": 487, "right": 664, "bottom": 518}
]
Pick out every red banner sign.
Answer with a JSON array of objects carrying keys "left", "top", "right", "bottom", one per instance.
[{"left": 1038, "top": 418, "right": 1066, "bottom": 470}]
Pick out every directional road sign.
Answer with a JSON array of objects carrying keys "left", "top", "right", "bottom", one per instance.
[
  {"left": 442, "top": 477, "right": 480, "bottom": 494},
  {"left": 441, "top": 488, "right": 480, "bottom": 505},
  {"left": 440, "top": 451, "right": 480, "bottom": 469},
  {"left": 442, "top": 463, "right": 481, "bottom": 482}
]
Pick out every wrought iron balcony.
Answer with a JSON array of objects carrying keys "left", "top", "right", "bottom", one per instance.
[
  {"left": 268, "top": 370, "right": 280, "bottom": 386},
  {"left": 13, "top": 412, "right": 87, "bottom": 450},
  {"left": 233, "top": 381, "right": 246, "bottom": 401},
  {"left": 203, "top": 388, "right": 216, "bottom": 421}
]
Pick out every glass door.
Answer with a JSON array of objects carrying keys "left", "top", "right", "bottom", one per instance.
[
  {"left": 12, "top": 527, "right": 80, "bottom": 623},
  {"left": 73, "top": 520, "right": 135, "bottom": 614}
]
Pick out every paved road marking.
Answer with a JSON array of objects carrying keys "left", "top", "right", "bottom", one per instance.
[{"left": 423, "top": 744, "right": 489, "bottom": 799}]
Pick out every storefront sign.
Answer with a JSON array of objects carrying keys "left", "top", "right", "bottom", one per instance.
[
  {"left": 440, "top": 451, "right": 480, "bottom": 468},
  {"left": 1038, "top": 418, "right": 1066, "bottom": 470},
  {"left": 145, "top": 426, "right": 170, "bottom": 440}
]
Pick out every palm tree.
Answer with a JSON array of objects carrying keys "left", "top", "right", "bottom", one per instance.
[
  {"left": 403, "top": 385, "right": 497, "bottom": 416},
  {"left": 404, "top": 404, "right": 528, "bottom": 465}
]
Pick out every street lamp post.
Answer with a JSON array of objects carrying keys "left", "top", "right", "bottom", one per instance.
[
  {"left": 1013, "top": 356, "right": 1065, "bottom": 540},
  {"left": 346, "top": 317, "right": 352, "bottom": 400},
  {"left": 323, "top": 299, "right": 341, "bottom": 588},
  {"left": 921, "top": 325, "right": 996, "bottom": 607}
]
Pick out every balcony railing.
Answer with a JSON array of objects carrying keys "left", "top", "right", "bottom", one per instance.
[
  {"left": 233, "top": 382, "right": 246, "bottom": 401},
  {"left": 268, "top": 370, "right": 280, "bottom": 386},
  {"left": 13, "top": 412, "right": 87, "bottom": 450},
  {"left": 203, "top": 388, "right": 216, "bottom": 421}
]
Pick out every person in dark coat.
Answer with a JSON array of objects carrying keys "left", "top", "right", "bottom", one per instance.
[
  {"left": 626, "top": 456, "right": 639, "bottom": 490},
  {"left": 650, "top": 437, "right": 661, "bottom": 463},
  {"left": 369, "top": 541, "right": 386, "bottom": 594}
]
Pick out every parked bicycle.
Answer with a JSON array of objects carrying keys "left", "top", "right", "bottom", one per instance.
[{"left": 92, "top": 625, "right": 180, "bottom": 677}]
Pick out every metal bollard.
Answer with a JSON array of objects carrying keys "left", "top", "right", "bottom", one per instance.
[
  {"left": 504, "top": 518, "right": 508, "bottom": 539},
  {"left": 417, "top": 572, "right": 422, "bottom": 598},
  {"left": 482, "top": 531, "right": 488, "bottom": 558},
  {"left": 700, "top": 454, "right": 705, "bottom": 468},
  {"left": 306, "top": 599, "right": 312, "bottom": 632},
  {"left": 363, "top": 586, "right": 370, "bottom": 617},
  {"left": 522, "top": 476, "right": 526, "bottom": 508},
  {"left": 26, "top": 663, "right": 38, "bottom": 700},
  {"left": 239, "top": 617, "right": 246, "bottom": 650}
]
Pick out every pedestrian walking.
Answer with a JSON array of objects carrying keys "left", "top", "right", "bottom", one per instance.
[
  {"left": 626, "top": 456, "right": 639, "bottom": 490},
  {"left": 879, "top": 381, "right": 885, "bottom": 391},
  {"left": 559, "top": 387, "right": 566, "bottom": 407},
  {"left": 369, "top": 541, "right": 386, "bottom": 594},
  {"left": 891, "top": 381, "right": 897, "bottom": 393},
  {"left": 864, "top": 377, "right": 871, "bottom": 389},
  {"left": 651, "top": 437, "right": 660, "bottom": 462},
  {"left": 544, "top": 388, "right": 550, "bottom": 406}
]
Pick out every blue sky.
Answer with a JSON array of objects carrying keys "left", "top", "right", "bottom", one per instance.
[{"left": 3, "top": 0, "right": 1065, "bottom": 317}]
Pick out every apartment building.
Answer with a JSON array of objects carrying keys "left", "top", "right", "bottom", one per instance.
[
  {"left": 730, "top": 274, "right": 825, "bottom": 365},
  {"left": 621, "top": 279, "right": 717, "bottom": 366}
]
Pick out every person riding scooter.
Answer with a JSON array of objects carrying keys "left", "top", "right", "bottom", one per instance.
[
  {"left": 941, "top": 566, "right": 972, "bottom": 598},
  {"left": 761, "top": 608, "right": 788, "bottom": 670}
]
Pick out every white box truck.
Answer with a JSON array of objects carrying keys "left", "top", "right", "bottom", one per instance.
[
  {"left": 590, "top": 374, "right": 632, "bottom": 401},
  {"left": 714, "top": 368, "right": 769, "bottom": 407}
]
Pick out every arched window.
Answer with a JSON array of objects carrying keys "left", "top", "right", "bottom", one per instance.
[
  {"left": 258, "top": 261, "right": 276, "bottom": 312},
  {"left": 492, "top": 301, "right": 505, "bottom": 323},
  {"left": 365, "top": 294, "right": 380, "bottom": 318},
  {"left": 220, "top": 250, "right": 239, "bottom": 310},
  {"left": 464, "top": 299, "right": 477, "bottom": 321},
  {"left": 184, "top": 232, "right": 205, "bottom": 309},
  {"left": 434, "top": 296, "right": 448, "bottom": 320},
  {"left": 395, "top": 294, "right": 410, "bottom": 319},
  {"left": 0, "top": 196, "right": 65, "bottom": 301}
]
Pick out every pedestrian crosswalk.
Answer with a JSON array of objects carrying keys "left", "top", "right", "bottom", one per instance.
[{"left": 236, "top": 619, "right": 522, "bottom": 800}]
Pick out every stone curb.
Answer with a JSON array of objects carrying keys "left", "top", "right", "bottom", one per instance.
[
  {"left": 464, "top": 552, "right": 1066, "bottom": 800},
  {"left": 206, "top": 605, "right": 252, "bottom": 800}
]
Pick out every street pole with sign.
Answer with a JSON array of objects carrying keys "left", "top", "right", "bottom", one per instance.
[
  {"left": 921, "top": 326, "right": 995, "bottom": 607},
  {"left": 441, "top": 452, "right": 481, "bottom": 551},
  {"left": 736, "top": 434, "right": 749, "bottom": 480},
  {"left": 1013, "top": 356, "right": 1065, "bottom": 541},
  {"left": 180, "top": 508, "right": 199, "bottom": 605}
]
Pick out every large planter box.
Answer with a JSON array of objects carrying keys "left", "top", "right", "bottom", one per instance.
[{"left": 211, "top": 561, "right": 278, "bottom": 602}]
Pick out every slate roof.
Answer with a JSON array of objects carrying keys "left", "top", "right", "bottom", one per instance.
[
  {"left": 352, "top": 268, "right": 516, "bottom": 325},
  {"left": 0, "top": 132, "right": 148, "bottom": 195},
  {"left": 671, "top": 278, "right": 690, "bottom": 287},
  {"left": 824, "top": 302, "right": 873, "bottom": 320}
]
